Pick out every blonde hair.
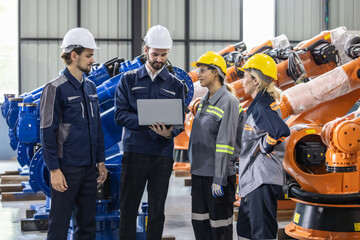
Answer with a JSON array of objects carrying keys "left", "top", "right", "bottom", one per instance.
[
  {"left": 250, "top": 69, "right": 282, "bottom": 102},
  {"left": 225, "top": 84, "right": 235, "bottom": 95}
]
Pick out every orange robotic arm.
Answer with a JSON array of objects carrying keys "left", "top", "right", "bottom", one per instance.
[{"left": 321, "top": 111, "right": 360, "bottom": 173}]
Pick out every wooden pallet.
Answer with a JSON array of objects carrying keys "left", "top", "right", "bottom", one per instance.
[
  {"left": 1, "top": 192, "right": 46, "bottom": 201},
  {"left": 162, "top": 236, "right": 175, "bottom": 240},
  {"left": 0, "top": 170, "right": 20, "bottom": 176},
  {"left": 0, "top": 175, "right": 29, "bottom": 184},
  {"left": 0, "top": 183, "right": 24, "bottom": 193},
  {"left": 21, "top": 218, "right": 48, "bottom": 231},
  {"left": 174, "top": 170, "right": 191, "bottom": 177}
]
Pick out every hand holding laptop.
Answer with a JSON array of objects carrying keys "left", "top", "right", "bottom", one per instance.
[{"left": 149, "top": 122, "right": 173, "bottom": 139}]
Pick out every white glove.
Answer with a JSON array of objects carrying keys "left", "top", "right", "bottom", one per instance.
[{"left": 211, "top": 183, "right": 224, "bottom": 198}]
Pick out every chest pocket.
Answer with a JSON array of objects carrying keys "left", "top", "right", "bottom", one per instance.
[
  {"left": 131, "top": 87, "right": 149, "bottom": 99},
  {"left": 88, "top": 95, "right": 99, "bottom": 118},
  {"left": 201, "top": 107, "right": 222, "bottom": 136},
  {"left": 67, "top": 96, "right": 85, "bottom": 119},
  {"left": 158, "top": 88, "right": 176, "bottom": 99}
]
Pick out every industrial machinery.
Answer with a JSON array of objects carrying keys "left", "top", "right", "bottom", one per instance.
[
  {"left": 2, "top": 55, "right": 194, "bottom": 239},
  {"left": 275, "top": 45, "right": 360, "bottom": 239},
  {"left": 174, "top": 27, "right": 350, "bottom": 164},
  {"left": 2, "top": 57, "right": 128, "bottom": 168}
]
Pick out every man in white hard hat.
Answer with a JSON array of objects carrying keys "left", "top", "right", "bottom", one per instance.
[
  {"left": 115, "top": 25, "right": 185, "bottom": 240},
  {"left": 40, "top": 27, "right": 107, "bottom": 239}
]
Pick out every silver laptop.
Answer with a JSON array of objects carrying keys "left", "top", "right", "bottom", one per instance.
[{"left": 137, "top": 99, "right": 183, "bottom": 126}]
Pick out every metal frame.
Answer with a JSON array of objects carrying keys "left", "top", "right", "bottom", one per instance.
[
  {"left": 180, "top": 0, "right": 243, "bottom": 72},
  {"left": 18, "top": 0, "right": 21, "bottom": 94},
  {"left": 18, "top": 0, "right": 244, "bottom": 92},
  {"left": 132, "top": 0, "right": 142, "bottom": 58},
  {"left": 274, "top": 0, "right": 278, "bottom": 36}
]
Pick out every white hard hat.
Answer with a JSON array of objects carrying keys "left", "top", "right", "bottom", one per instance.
[
  {"left": 144, "top": 25, "right": 173, "bottom": 49},
  {"left": 60, "top": 28, "right": 99, "bottom": 53}
]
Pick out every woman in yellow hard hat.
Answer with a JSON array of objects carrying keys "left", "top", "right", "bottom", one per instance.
[
  {"left": 188, "top": 51, "right": 242, "bottom": 240},
  {"left": 236, "top": 53, "right": 290, "bottom": 239}
]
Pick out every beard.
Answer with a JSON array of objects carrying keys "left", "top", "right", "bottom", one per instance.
[
  {"left": 77, "top": 62, "right": 91, "bottom": 73},
  {"left": 147, "top": 54, "right": 165, "bottom": 70}
]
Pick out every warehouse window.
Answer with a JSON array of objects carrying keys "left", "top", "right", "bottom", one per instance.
[
  {"left": 0, "top": 0, "right": 18, "bottom": 102},
  {"left": 243, "top": 0, "right": 275, "bottom": 49}
]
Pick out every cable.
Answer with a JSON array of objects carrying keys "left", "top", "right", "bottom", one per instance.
[
  {"left": 287, "top": 50, "right": 309, "bottom": 84},
  {"left": 345, "top": 36, "right": 360, "bottom": 59}
]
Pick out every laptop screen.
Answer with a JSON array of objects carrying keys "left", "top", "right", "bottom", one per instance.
[{"left": 137, "top": 99, "right": 184, "bottom": 126}]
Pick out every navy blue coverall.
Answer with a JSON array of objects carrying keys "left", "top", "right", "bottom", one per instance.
[
  {"left": 115, "top": 65, "right": 184, "bottom": 240},
  {"left": 40, "top": 67, "right": 105, "bottom": 240}
]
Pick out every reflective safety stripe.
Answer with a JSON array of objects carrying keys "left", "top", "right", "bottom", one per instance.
[
  {"left": 192, "top": 212, "right": 209, "bottom": 221},
  {"left": 278, "top": 136, "right": 287, "bottom": 142},
  {"left": 266, "top": 138, "right": 277, "bottom": 145},
  {"left": 208, "top": 105, "right": 224, "bottom": 113},
  {"left": 198, "top": 103, "right": 202, "bottom": 111},
  {"left": 266, "top": 134, "right": 277, "bottom": 145},
  {"left": 244, "top": 124, "right": 253, "bottom": 131},
  {"left": 270, "top": 102, "right": 279, "bottom": 111},
  {"left": 239, "top": 104, "right": 244, "bottom": 114},
  {"left": 80, "top": 102, "right": 85, "bottom": 118},
  {"left": 216, "top": 144, "right": 234, "bottom": 150},
  {"left": 216, "top": 149, "right": 233, "bottom": 154},
  {"left": 209, "top": 216, "right": 233, "bottom": 228},
  {"left": 205, "top": 105, "right": 224, "bottom": 118},
  {"left": 206, "top": 109, "right": 223, "bottom": 118},
  {"left": 216, "top": 144, "right": 234, "bottom": 154}
]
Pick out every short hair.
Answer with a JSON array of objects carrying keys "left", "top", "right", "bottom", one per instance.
[{"left": 60, "top": 47, "right": 86, "bottom": 65}]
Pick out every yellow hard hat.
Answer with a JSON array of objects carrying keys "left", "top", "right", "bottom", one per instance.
[
  {"left": 239, "top": 53, "right": 277, "bottom": 80},
  {"left": 191, "top": 51, "right": 227, "bottom": 78}
]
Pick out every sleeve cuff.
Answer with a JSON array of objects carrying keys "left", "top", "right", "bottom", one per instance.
[
  {"left": 46, "top": 160, "right": 60, "bottom": 171},
  {"left": 213, "top": 177, "right": 228, "bottom": 186}
]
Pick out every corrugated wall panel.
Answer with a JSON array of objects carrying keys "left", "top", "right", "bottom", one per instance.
[
  {"left": 190, "top": 0, "right": 240, "bottom": 40},
  {"left": 329, "top": 0, "right": 360, "bottom": 30},
  {"left": 20, "top": 41, "right": 64, "bottom": 93},
  {"left": 142, "top": 0, "right": 185, "bottom": 39},
  {"left": 20, "top": 41, "right": 132, "bottom": 93},
  {"left": 20, "top": 0, "right": 77, "bottom": 38},
  {"left": 81, "top": 0, "right": 131, "bottom": 38},
  {"left": 96, "top": 41, "right": 132, "bottom": 63},
  {"left": 189, "top": 42, "right": 234, "bottom": 69},
  {"left": 168, "top": 43, "right": 186, "bottom": 69},
  {"left": 20, "top": 0, "right": 132, "bottom": 92},
  {"left": 276, "top": 0, "right": 325, "bottom": 41}
]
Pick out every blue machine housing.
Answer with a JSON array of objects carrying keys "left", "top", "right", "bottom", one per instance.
[
  {"left": 16, "top": 103, "right": 39, "bottom": 144},
  {"left": 6, "top": 98, "right": 24, "bottom": 150},
  {"left": 1, "top": 93, "right": 15, "bottom": 118},
  {"left": 6, "top": 55, "right": 194, "bottom": 240}
]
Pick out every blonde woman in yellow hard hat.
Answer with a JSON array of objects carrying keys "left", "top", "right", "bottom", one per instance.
[
  {"left": 236, "top": 53, "right": 290, "bottom": 240},
  {"left": 188, "top": 51, "right": 243, "bottom": 240}
]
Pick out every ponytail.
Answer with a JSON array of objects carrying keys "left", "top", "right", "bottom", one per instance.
[
  {"left": 225, "top": 84, "right": 235, "bottom": 95},
  {"left": 264, "top": 82, "right": 282, "bottom": 102},
  {"left": 250, "top": 69, "right": 282, "bottom": 102}
]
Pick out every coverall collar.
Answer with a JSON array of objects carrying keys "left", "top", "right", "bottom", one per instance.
[
  {"left": 64, "top": 67, "right": 84, "bottom": 89},
  {"left": 138, "top": 64, "right": 169, "bottom": 81},
  {"left": 204, "top": 85, "right": 227, "bottom": 105},
  {"left": 247, "top": 91, "right": 271, "bottom": 115}
]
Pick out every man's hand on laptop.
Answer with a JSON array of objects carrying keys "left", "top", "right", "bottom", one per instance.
[{"left": 149, "top": 122, "right": 173, "bottom": 139}]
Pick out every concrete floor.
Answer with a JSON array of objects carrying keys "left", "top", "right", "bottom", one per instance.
[{"left": 0, "top": 159, "right": 292, "bottom": 240}]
